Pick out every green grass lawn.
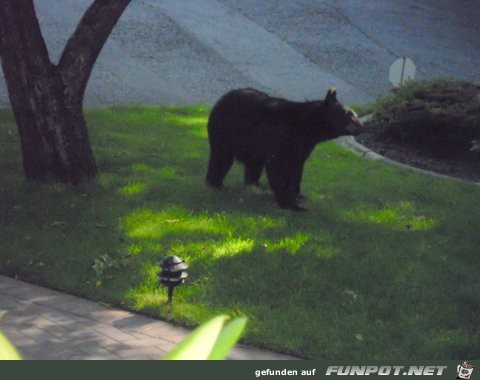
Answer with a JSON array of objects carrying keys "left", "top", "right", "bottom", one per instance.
[{"left": 1, "top": 106, "right": 479, "bottom": 359}]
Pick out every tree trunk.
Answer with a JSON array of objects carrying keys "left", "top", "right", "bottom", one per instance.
[{"left": 0, "top": 0, "right": 131, "bottom": 183}]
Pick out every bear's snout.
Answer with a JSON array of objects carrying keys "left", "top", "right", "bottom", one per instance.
[{"left": 346, "top": 117, "right": 364, "bottom": 135}]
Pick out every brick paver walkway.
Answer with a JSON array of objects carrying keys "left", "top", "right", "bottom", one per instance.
[{"left": 0, "top": 275, "right": 297, "bottom": 360}]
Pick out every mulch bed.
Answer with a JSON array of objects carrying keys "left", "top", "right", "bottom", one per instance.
[{"left": 356, "top": 130, "right": 480, "bottom": 183}]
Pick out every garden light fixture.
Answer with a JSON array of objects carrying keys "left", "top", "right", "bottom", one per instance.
[{"left": 158, "top": 255, "right": 188, "bottom": 304}]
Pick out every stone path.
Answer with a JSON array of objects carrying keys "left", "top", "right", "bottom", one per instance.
[{"left": 0, "top": 275, "right": 298, "bottom": 360}]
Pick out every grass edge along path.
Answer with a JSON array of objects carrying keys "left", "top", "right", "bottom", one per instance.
[{"left": 0, "top": 105, "right": 479, "bottom": 359}]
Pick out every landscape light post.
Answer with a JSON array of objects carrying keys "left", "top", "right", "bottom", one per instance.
[{"left": 158, "top": 256, "right": 188, "bottom": 304}]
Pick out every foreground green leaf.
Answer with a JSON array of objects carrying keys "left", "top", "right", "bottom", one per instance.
[
  {"left": 164, "top": 315, "right": 247, "bottom": 360},
  {"left": 207, "top": 316, "right": 248, "bottom": 360},
  {"left": 0, "top": 332, "right": 22, "bottom": 360}
]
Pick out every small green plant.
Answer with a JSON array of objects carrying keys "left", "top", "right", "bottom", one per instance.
[
  {"left": 91, "top": 254, "right": 129, "bottom": 287},
  {"left": 92, "top": 254, "right": 120, "bottom": 278},
  {"left": 371, "top": 78, "right": 480, "bottom": 157}
]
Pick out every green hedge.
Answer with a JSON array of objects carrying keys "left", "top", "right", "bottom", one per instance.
[{"left": 370, "top": 78, "right": 480, "bottom": 157}]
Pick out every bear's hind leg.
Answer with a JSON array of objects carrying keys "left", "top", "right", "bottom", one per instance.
[
  {"left": 206, "top": 149, "right": 234, "bottom": 188},
  {"left": 244, "top": 161, "right": 264, "bottom": 187}
]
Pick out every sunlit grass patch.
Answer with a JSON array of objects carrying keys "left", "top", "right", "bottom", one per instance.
[
  {"left": 163, "top": 110, "right": 209, "bottom": 138},
  {"left": 263, "top": 232, "right": 310, "bottom": 254},
  {"left": 120, "top": 182, "right": 147, "bottom": 196},
  {"left": 341, "top": 200, "right": 437, "bottom": 231},
  {"left": 124, "top": 207, "right": 226, "bottom": 240}
]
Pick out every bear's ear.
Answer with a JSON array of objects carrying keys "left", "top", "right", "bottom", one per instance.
[{"left": 325, "top": 87, "right": 337, "bottom": 105}]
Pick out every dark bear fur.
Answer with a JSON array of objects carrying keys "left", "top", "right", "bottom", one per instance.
[{"left": 206, "top": 88, "right": 364, "bottom": 211}]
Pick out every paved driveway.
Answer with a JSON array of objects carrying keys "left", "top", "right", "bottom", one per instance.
[{"left": 0, "top": 0, "right": 479, "bottom": 106}]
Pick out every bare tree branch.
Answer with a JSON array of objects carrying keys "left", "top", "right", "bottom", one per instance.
[
  {"left": 0, "top": 0, "right": 52, "bottom": 83},
  {"left": 58, "top": 0, "right": 131, "bottom": 105}
]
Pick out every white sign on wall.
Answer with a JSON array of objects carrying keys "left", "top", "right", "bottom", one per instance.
[{"left": 389, "top": 57, "right": 416, "bottom": 87}]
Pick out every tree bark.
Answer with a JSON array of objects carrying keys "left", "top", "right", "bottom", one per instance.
[{"left": 0, "top": 0, "right": 131, "bottom": 183}]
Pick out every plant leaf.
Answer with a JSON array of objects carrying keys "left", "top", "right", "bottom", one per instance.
[
  {"left": 208, "top": 316, "right": 248, "bottom": 360},
  {"left": 164, "top": 315, "right": 228, "bottom": 360},
  {"left": 0, "top": 332, "right": 22, "bottom": 360},
  {"left": 164, "top": 315, "right": 247, "bottom": 360}
]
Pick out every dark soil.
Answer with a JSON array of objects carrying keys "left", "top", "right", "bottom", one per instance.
[{"left": 356, "top": 130, "right": 480, "bottom": 183}]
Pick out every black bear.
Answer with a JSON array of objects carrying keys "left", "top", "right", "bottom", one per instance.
[{"left": 206, "top": 88, "right": 364, "bottom": 211}]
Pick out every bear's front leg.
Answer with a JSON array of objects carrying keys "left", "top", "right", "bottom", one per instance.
[
  {"left": 290, "top": 140, "right": 315, "bottom": 200},
  {"left": 291, "top": 161, "right": 306, "bottom": 200}
]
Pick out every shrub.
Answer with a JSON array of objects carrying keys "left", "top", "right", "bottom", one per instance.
[{"left": 370, "top": 78, "right": 480, "bottom": 158}]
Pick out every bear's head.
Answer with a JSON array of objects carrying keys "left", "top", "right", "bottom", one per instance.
[{"left": 322, "top": 88, "right": 364, "bottom": 137}]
